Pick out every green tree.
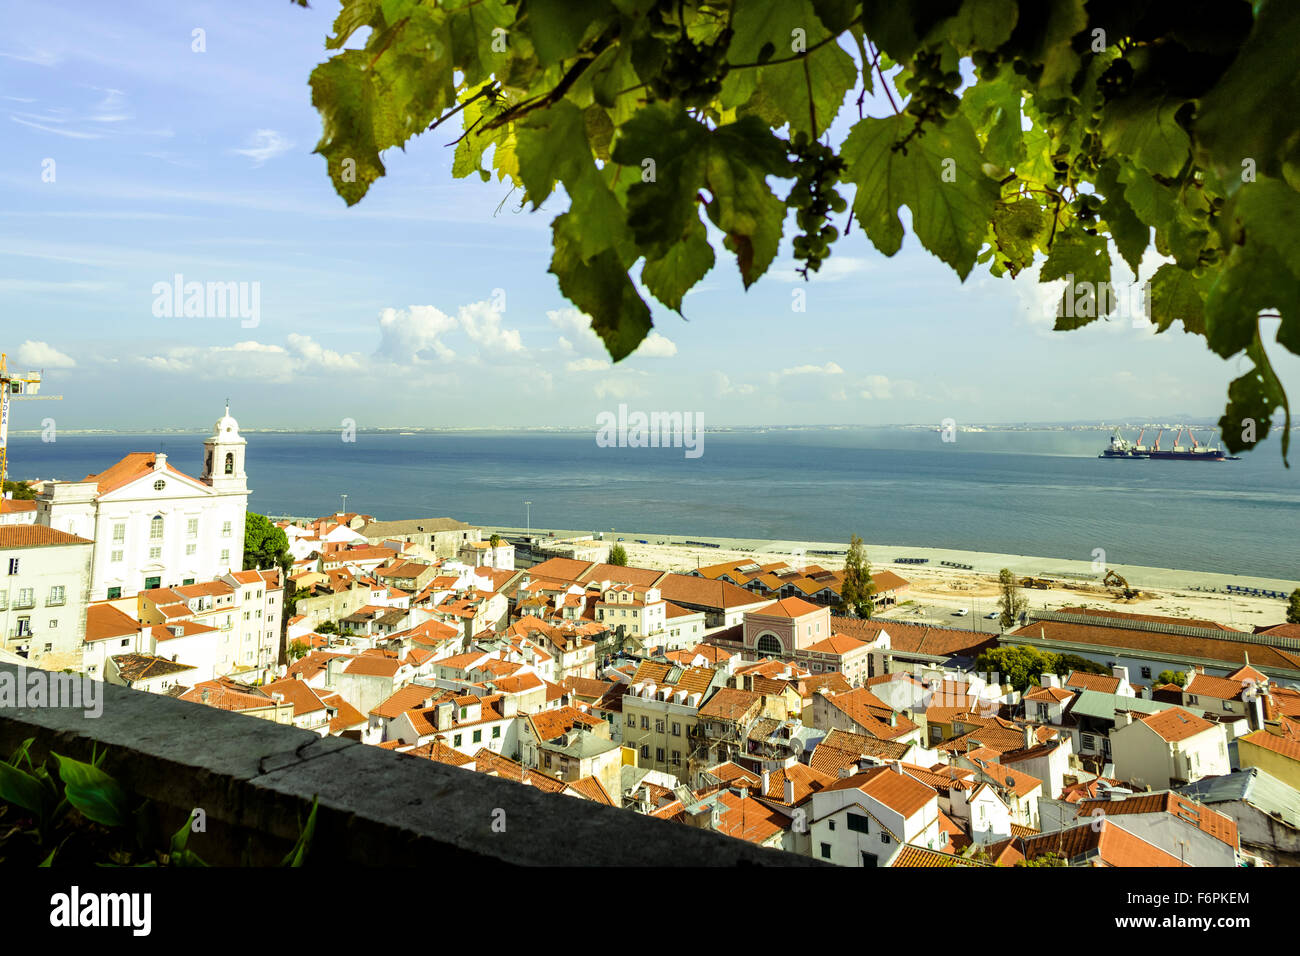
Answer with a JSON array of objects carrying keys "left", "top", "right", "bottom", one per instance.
[
  {"left": 974, "top": 644, "right": 1056, "bottom": 692},
  {"left": 2, "top": 480, "right": 35, "bottom": 501},
  {"left": 1287, "top": 588, "right": 1300, "bottom": 624},
  {"left": 489, "top": 533, "right": 502, "bottom": 548},
  {"left": 244, "top": 513, "right": 290, "bottom": 574},
  {"left": 304, "top": 0, "right": 1300, "bottom": 463},
  {"left": 609, "top": 542, "right": 628, "bottom": 566},
  {"left": 287, "top": 640, "right": 310, "bottom": 662},
  {"left": 997, "top": 568, "right": 1026, "bottom": 630},
  {"left": 1053, "top": 653, "right": 1109, "bottom": 677},
  {"left": 1157, "top": 669, "right": 1187, "bottom": 687},
  {"left": 840, "top": 534, "right": 875, "bottom": 618},
  {"left": 1016, "top": 851, "right": 1067, "bottom": 867},
  {"left": 316, "top": 620, "right": 340, "bottom": 635}
]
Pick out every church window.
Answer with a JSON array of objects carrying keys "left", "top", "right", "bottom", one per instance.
[
  {"left": 150, "top": 516, "right": 163, "bottom": 539},
  {"left": 756, "top": 633, "right": 782, "bottom": 655},
  {"left": 187, "top": 519, "right": 198, "bottom": 537},
  {"left": 154, "top": 480, "right": 165, "bottom": 491},
  {"left": 224, "top": 453, "right": 234, "bottom": 475},
  {"left": 222, "top": 521, "right": 232, "bottom": 537}
]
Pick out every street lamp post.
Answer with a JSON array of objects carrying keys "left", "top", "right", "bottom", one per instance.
[{"left": 524, "top": 500, "right": 532, "bottom": 537}]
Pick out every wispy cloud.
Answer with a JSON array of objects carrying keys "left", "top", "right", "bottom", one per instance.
[{"left": 232, "top": 129, "right": 294, "bottom": 166}]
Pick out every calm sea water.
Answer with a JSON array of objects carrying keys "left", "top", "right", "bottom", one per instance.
[{"left": 8, "top": 429, "right": 1298, "bottom": 578}]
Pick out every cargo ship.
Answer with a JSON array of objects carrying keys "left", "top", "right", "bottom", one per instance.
[{"left": 1099, "top": 426, "right": 1239, "bottom": 460}]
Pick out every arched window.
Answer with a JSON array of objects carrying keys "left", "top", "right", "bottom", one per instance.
[
  {"left": 224, "top": 452, "right": 234, "bottom": 475},
  {"left": 756, "top": 633, "right": 782, "bottom": 655},
  {"left": 150, "top": 515, "right": 164, "bottom": 540}
]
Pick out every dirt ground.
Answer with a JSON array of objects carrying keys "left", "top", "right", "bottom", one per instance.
[{"left": 620, "top": 540, "right": 1284, "bottom": 630}]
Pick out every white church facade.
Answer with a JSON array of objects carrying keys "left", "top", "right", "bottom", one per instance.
[{"left": 36, "top": 406, "right": 251, "bottom": 601}]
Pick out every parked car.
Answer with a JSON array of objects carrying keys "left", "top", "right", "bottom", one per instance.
[
  {"left": 985, "top": 611, "right": 998, "bottom": 619},
  {"left": 954, "top": 608, "right": 969, "bottom": 616}
]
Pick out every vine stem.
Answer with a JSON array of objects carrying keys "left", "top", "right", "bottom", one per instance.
[{"left": 867, "top": 40, "right": 900, "bottom": 115}]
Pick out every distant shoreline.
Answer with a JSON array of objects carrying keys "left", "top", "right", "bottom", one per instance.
[
  {"left": 482, "top": 525, "right": 1299, "bottom": 595},
  {"left": 7, "top": 422, "right": 1268, "bottom": 437}
]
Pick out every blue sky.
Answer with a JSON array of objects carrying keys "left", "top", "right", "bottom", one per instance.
[{"left": 2, "top": 0, "right": 1298, "bottom": 436}]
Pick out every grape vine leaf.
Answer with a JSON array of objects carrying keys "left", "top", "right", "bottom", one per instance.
[{"left": 843, "top": 112, "right": 1000, "bottom": 280}]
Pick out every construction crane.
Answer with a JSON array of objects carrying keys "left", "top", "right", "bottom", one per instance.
[{"left": 0, "top": 352, "right": 63, "bottom": 492}]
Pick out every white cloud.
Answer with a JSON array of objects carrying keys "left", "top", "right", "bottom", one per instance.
[
  {"left": 459, "top": 300, "right": 523, "bottom": 354},
  {"left": 778, "top": 361, "right": 843, "bottom": 377},
  {"left": 767, "top": 256, "right": 875, "bottom": 282},
  {"left": 286, "top": 333, "right": 363, "bottom": 371},
  {"left": 715, "top": 372, "right": 756, "bottom": 397},
  {"left": 377, "top": 306, "right": 458, "bottom": 363},
  {"left": 567, "top": 357, "right": 609, "bottom": 373},
  {"left": 233, "top": 129, "right": 294, "bottom": 166},
  {"left": 593, "top": 377, "right": 645, "bottom": 401},
  {"left": 859, "top": 374, "right": 921, "bottom": 400},
  {"left": 549, "top": 307, "right": 603, "bottom": 354},
  {"left": 16, "top": 340, "right": 75, "bottom": 368},
  {"left": 633, "top": 330, "right": 678, "bottom": 358}
]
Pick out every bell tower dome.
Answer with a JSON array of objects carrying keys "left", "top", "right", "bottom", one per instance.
[{"left": 202, "top": 401, "right": 247, "bottom": 492}]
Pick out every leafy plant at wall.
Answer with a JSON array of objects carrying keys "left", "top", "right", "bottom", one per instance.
[
  {"left": 0, "top": 739, "right": 318, "bottom": 866},
  {"left": 300, "top": 0, "right": 1300, "bottom": 463}
]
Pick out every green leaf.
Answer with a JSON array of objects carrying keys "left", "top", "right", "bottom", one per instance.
[
  {"left": 1117, "top": 166, "right": 1210, "bottom": 267},
  {"left": 0, "top": 759, "right": 46, "bottom": 818},
  {"left": 810, "top": 0, "right": 857, "bottom": 34},
  {"left": 54, "top": 753, "right": 129, "bottom": 828},
  {"left": 551, "top": 216, "right": 654, "bottom": 360},
  {"left": 1219, "top": 336, "right": 1290, "bottom": 464},
  {"left": 325, "top": 0, "right": 384, "bottom": 51},
  {"left": 310, "top": 52, "right": 393, "bottom": 206},
  {"left": 516, "top": 100, "right": 595, "bottom": 207},
  {"left": 280, "top": 799, "right": 320, "bottom": 867},
  {"left": 960, "top": 77, "right": 1025, "bottom": 170},
  {"left": 1024, "top": 0, "right": 1086, "bottom": 101},
  {"left": 702, "top": 119, "right": 790, "bottom": 287},
  {"left": 445, "top": 0, "right": 514, "bottom": 87},
  {"left": 1204, "top": 244, "right": 1300, "bottom": 359},
  {"left": 1040, "top": 229, "right": 1112, "bottom": 329},
  {"left": 1196, "top": 0, "right": 1300, "bottom": 186},
  {"left": 723, "top": 0, "right": 856, "bottom": 137},
  {"left": 1234, "top": 177, "right": 1300, "bottom": 282},
  {"left": 1100, "top": 96, "right": 1192, "bottom": 180},
  {"left": 926, "top": 0, "right": 1020, "bottom": 52},
  {"left": 641, "top": 218, "right": 716, "bottom": 313},
  {"left": 517, "top": 0, "right": 610, "bottom": 66},
  {"left": 843, "top": 112, "right": 1000, "bottom": 279},
  {"left": 991, "top": 199, "right": 1046, "bottom": 276},
  {"left": 1148, "top": 263, "right": 1208, "bottom": 335},
  {"left": 1095, "top": 160, "right": 1150, "bottom": 275}
]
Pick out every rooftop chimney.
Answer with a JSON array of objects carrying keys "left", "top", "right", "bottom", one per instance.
[
  {"left": 1023, "top": 724, "right": 1035, "bottom": 749},
  {"left": 783, "top": 776, "right": 795, "bottom": 804},
  {"left": 153, "top": 453, "right": 167, "bottom": 472},
  {"left": 761, "top": 768, "right": 771, "bottom": 795},
  {"left": 889, "top": 760, "right": 902, "bottom": 774}
]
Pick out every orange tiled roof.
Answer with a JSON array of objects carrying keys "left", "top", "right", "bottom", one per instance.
[{"left": 0, "top": 525, "right": 93, "bottom": 547}]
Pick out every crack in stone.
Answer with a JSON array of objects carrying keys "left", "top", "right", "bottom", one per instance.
[{"left": 256, "top": 737, "right": 351, "bottom": 776}]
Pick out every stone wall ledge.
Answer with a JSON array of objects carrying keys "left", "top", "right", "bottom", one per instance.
[{"left": 0, "top": 664, "right": 816, "bottom": 866}]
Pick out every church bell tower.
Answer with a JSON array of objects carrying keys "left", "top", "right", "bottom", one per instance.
[{"left": 202, "top": 402, "right": 248, "bottom": 493}]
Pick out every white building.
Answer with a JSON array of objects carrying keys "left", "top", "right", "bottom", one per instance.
[
  {"left": 807, "top": 763, "right": 943, "bottom": 866},
  {"left": 1110, "top": 706, "right": 1232, "bottom": 790},
  {"left": 0, "top": 525, "right": 94, "bottom": 667},
  {"left": 36, "top": 404, "right": 250, "bottom": 601}
]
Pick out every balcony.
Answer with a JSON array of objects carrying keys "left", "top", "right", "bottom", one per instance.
[{"left": 0, "top": 663, "right": 814, "bottom": 867}]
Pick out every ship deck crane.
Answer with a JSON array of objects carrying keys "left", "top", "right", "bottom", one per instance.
[{"left": 0, "top": 352, "right": 63, "bottom": 492}]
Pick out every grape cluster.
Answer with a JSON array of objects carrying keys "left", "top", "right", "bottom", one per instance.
[
  {"left": 901, "top": 49, "right": 962, "bottom": 124},
  {"left": 645, "top": 5, "right": 731, "bottom": 108},
  {"left": 1096, "top": 59, "right": 1134, "bottom": 103},
  {"left": 787, "top": 132, "right": 847, "bottom": 278},
  {"left": 1071, "top": 192, "right": 1104, "bottom": 234},
  {"left": 969, "top": 50, "right": 1003, "bottom": 82}
]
